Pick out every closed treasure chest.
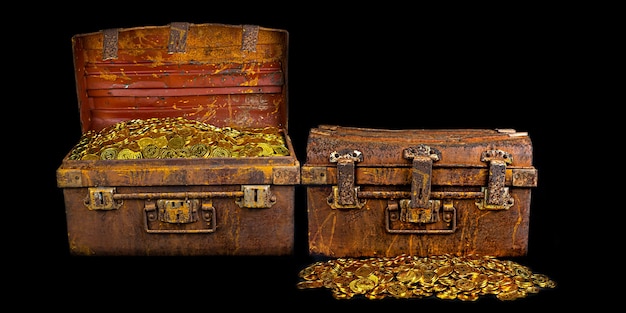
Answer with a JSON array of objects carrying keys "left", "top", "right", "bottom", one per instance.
[
  {"left": 301, "top": 125, "right": 537, "bottom": 258},
  {"left": 56, "top": 23, "right": 299, "bottom": 256}
]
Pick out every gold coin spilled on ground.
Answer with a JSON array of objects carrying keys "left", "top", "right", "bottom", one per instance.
[{"left": 297, "top": 254, "right": 556, "bottom": 301}]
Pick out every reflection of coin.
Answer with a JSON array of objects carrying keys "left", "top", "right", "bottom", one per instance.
[{"left": 100, "top": 147, "right": 118, "bottom": 160}]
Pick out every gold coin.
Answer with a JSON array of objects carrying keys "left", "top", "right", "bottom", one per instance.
[
  {"left": 210, "top": 147, "right": 231, "bottom": 157},
  {"left": 421, "top": 269, "right": 437, "bottom": 284},
  {"left": 168, "top": 136, "right": 185, "bottom": 149},
  {"left": 190, "top": 143, "right": 209, "bottom": 157},
  {"left": 154, "top": 136, "right": 168, "bottom": 148},
  {"left": 117, "top": 148, "right": 140, "bottom": 159},
  {"left": 81, "top": 154, "right": 100, "bottom": 160},
  {"left": 386, "top": 282, "right": 409, "bottom": 298},
  {"left": 136, "top": 137, "right": 155, "bottom": 149},
  {"left": 496, "top": 290, "right": 524, "bottom": 301},
  {"left": 455, "top": 278, "right": 476, "bottom": 291},
  {"left": 272, "top": 145, "right": 289, "bottom": 156},
  {"left": 354, "top": 265, "right": 375, "bottom": 278},
  {"left": 142, "top": 144, "right": 160, "bottom": 158},
  {"left": 174, "top": 148, "right": 190, "bottom": 158},
  {"left": 100, "top": 147, "right": 118, "bottom": 160},
  {"left": 453, "top": 263, "right": 474, "bottom": 276},
  {"left": 256, "top": 143, "right": 275, "bottom": 156},
  {"left": 436, "top": 265, "right": 453, "bottom": 277},
  {"left": 160, "top": 149, "right": 178, "bottom": 159},
  {"left": 396, "top": 268, "right": 419, "bottom": 283},
  {"left": 457, "top": 292, "right": 480, "bottom": 301},
  {"left": 296, "top": 280, "right": 324, "bottom": 289},
  {"left": 349, "top": 277, "right": 376, "bottom": 293}
]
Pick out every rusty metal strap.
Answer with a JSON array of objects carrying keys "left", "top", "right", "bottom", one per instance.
[
  {"left": 168, "top": 22, "right": 190, "bottom": 53},
  {"left": 102, "top": 28, "right": 119, "bottom": 60},
  {"left": 358, "top": 191, "right": 484, "bottom": 200},
  {"left": 242, "top": 24, "right": 259, "bottom": 52},
  {"left": 113, "top": 191, "right": 243, "bottom": 200}
]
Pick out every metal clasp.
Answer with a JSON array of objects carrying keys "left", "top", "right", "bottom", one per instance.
[
  {"left": 84, "top": 187, "right": 122, "bottom": 210},
  {"left": 156, "top": 199, "right": 199, "bottom": 224},
  {"left": 403, "top": 144, "right": 441, "bottom": 209},
  {"left": 476, "top": 149, "right": 515, "bottom": 210},
  {"left": 236, "top": 185, "right": 276, "bottom": 209},
  {"left": 386, "top": 199, "right": 457, "bottom": 234},
  {"left": 327, "top": 149, "right": 366, "bottom": 209}
]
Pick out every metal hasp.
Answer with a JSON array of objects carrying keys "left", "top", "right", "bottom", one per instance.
[
  {"left": 85, "top": 187, "right": 122, "bottom": 210},
  {"left": 403, "top": 144, "right": 442, "bottom": 209},
  {"left": 235, "top": 185, "right": 276, "bottom": 209},
  {"left": 328, "top": 149, "right": 366, "bottom": 209},
  {"left": 476, "top": 149, "right": 515, "bottom": 210}
]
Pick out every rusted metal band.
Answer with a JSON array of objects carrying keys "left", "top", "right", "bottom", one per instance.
[
  {"left": 241, "top": 24, "right": 259, "bottom": 52},
  {"left": 168, "top": 22, "right": 190, "bottom": 53},
  {"left": 113, "top": 191, "right": 244, "bottom": 200},
  {"left": 102, "top": 28, "right": 119, "bottom": 60}
]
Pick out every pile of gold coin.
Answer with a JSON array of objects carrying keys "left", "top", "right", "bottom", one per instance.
[
  {"left": 69, "top": 117, "right": 289, "bottom": 160},
  {"left": 297, "top": 254, "right": 556, "bottom": 301}
]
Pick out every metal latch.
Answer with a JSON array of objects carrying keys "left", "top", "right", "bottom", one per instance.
[
  {"left": 156, "top": 199, "right": 199, "bottom": 224},
  {"left": 386, "top": 199, "right": 457, "bottom": 234},
  {"left": 327, "top": 149, "right": 366, "bottom": 209},
  {"left": 476, "top": 149, "right": 515, "bottom": 210},
  {"left": 144, "top": 199, "right": 215, "bottom": 233},
  {"left": 235, "top": 185, "right": 276, "bottom": 209},
  {"left": 403, "top": 144, "right": 441, "bottom": 209},
  {"left": 84, "top": 187, "right": 122, "bottom": 210}
]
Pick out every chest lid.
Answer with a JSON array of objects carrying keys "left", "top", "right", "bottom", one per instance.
[
  {"left": 302, "top": 125, "right": 537, "bottom": 210},
  {"left": 304, "top": 125, "right": 533, "bottom": 167},
  {"left": 302, "top": 125, "right": 536, "bottom": 185},
  {"left": 72, "top": 22, "right": 289, "bottom": 134}
]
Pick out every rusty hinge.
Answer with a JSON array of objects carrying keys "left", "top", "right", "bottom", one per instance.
[{"left": 475, "top": 149, "right": 515, "bottom": 210}]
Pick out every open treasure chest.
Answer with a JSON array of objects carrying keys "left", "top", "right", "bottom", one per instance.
[{"left": 56, "top": 23, "right": 299, "bottom": 256}]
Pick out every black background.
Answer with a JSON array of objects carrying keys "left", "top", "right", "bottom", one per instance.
[{"left": 20, "top": 3, "right": 593, "bottom": 310}]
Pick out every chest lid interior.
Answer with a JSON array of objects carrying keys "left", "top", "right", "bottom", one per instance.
[{"left": 72, "top": 22, "right": 289, "bottom": 134}]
